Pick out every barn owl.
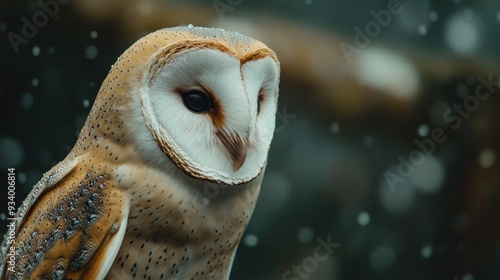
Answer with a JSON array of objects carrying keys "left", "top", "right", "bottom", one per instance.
[{"left": 0, "top": 25, "right": 280, "bottom": 279}]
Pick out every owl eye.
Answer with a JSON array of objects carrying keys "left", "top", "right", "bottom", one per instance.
[{"left": 182, "top": 90, "right": 212, "bottom": 113}]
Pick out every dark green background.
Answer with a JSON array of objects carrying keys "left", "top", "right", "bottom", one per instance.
[{"left": 1, "top": 1, "right": 499, "bottom": 279}]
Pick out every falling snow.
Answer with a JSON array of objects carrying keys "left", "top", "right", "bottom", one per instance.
[
  {"left": 418, "top": 25, "right": 427, "bottom": 35},
  {"left": 32, "top": 46, "right": 41, "bottom": 56},
  {"left": 357, "top": 212, "right": 370, "bottom": 226},
  {"left": 329, "top": 122, "right": 340, "bottom": 134},
  {"left": 462, "top": 273, "right": 474, "bottom": 280},
  {"left": 429, "top": 11, "right": 438, "bottom": 22},
  {"left": 421, "top": 243, "right": 433, "bottom": 258},
  {"left": 363, "top": 135, "right": 373, "bottom": 147},
  {"left": 244, "top": 234, "right": 259, "bottom": 247},
  {"left": 18, "top": 172, "right": 27, "bottom": 184},
  {"left": 456, "top": 83, "right": 468, "bottom": 98},
  {"left": 21, "top": 92, "right": 34, "bottom": 109},
  {"left": 297, "top": 227, "right": 314, "bottom": 243},
  {"left": 417, "top": 124, "right": 429, "bottom": 137},
  {"left": 85, "top": 45, "right": 99, "bottom": 60},
  {"left": 0, "top": 137, "right": 24, "bottom": 167},
  {"left": 370, "top": 246, "right": 395, "bottom": 271},
  {"left": 411, "top": 156, "right": 445, "bottom": 194},
  {"left": 445, "top": 10, "right": 480, "bottom": 55},
  {"left": 478, "top": 149, "right": 496, "bottom": 168}
]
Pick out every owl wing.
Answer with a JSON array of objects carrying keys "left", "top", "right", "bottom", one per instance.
[{"left": 0, "top": 157, "right": 130, "bottom": 280}]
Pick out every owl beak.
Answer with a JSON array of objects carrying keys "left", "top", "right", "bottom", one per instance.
[{"left": 216, "top": 130, "right": 248, "bottom": 171}]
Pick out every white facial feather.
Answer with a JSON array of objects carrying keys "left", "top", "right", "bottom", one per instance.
[
  {"left": 138, "top": 47, "right": 279, "bottom": 185},
  {"left": 241, "top": 57, "right": 280, "bottom": 149}
]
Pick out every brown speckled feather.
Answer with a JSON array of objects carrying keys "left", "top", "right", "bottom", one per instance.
[
  {"left": 0, "top": 158, "right": 129, "bottom": 280},
  {"left": 105, "top": 164, "right": 260, "bottom": 279}
]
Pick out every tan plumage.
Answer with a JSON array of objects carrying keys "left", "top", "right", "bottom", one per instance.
[{"left": 0, "top": 26, "right": 280, "bottom": 279}]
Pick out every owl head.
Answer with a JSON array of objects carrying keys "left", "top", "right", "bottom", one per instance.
[{"left": 96, "top": 26, "right": 280, "bottom": 186}]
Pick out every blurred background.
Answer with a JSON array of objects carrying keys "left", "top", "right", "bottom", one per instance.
[{"left": 1, "top": 0, "right": 499, "bottom": 279}]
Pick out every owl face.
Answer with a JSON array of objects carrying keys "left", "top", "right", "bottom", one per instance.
[{"left": 137, "top": 27, "right": 280, "bottom": 185}]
